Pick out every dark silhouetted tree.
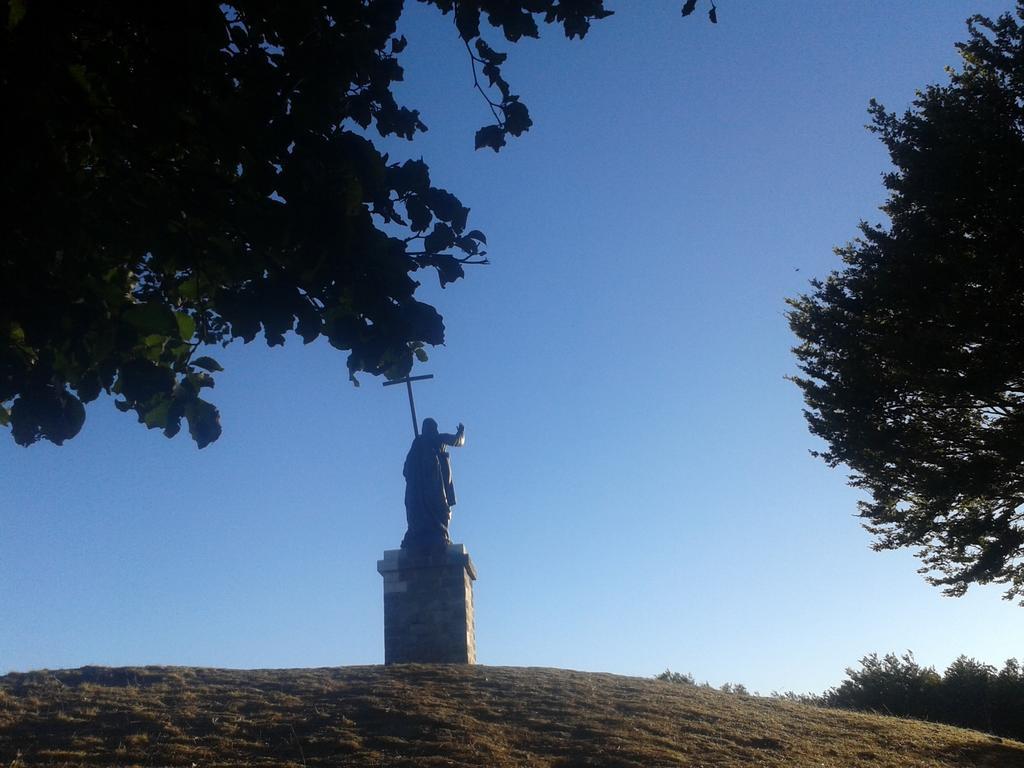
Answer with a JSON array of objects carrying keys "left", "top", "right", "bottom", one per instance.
[
  {"left": 992, "top": 658, "right": 1024, "bottom": 737},
  {"left": 939, "top": 656, "right": 995, "bottom": 733},
  {"left": 5, "top": 1, "right": 719, "bottom": 448},
  {"left": 788, "top": 4, "right": 1024, "bottom": 601}
]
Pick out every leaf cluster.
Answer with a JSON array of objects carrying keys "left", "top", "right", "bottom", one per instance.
[{"left": 788, "top": 4, "right": 1024, "bottom": 601}]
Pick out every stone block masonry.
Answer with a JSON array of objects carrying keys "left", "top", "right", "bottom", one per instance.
[{"left": 377, "top": 543, "right": 477, "bottom": 664}]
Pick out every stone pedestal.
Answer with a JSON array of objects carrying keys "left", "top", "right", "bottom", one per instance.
[{"left": 376, "top": 544, "right": 477, "bottom": 664}]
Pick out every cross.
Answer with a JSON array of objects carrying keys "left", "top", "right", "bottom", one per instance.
[{"left": 383, "top": 374, "right": 434, "bottom": 437}]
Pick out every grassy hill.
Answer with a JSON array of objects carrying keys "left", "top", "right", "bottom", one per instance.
[{"left": 2, "top": 665, "right": 1022, "bottom": 767}]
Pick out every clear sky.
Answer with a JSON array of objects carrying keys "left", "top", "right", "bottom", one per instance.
[{"left": 3, "top": 1, "right": 1022, "bottom": 694}]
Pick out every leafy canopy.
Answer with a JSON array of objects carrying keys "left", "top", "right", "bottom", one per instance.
[
  {"left": 1, "top": 0, "right": 640, "bottom": 448},
  {"left": 789, "top": 4, "right": 1024, "bottom": 601}
]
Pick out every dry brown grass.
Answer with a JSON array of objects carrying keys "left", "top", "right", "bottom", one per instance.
[{"left": 1, "top": 664, "right": 1021, "bottom": 767}]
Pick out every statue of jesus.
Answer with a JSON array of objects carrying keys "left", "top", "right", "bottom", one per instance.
[{"left": 401, "top": 418, "right": 466, "bottom": 550}]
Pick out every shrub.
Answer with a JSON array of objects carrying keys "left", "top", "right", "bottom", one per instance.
[{"left": 656, "top": 670, "right": 695, "bottom": 685}]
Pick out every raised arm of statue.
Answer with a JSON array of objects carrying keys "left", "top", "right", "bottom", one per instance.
[{"left": 440, "top": 422, "right": 465, "bottom": 447}]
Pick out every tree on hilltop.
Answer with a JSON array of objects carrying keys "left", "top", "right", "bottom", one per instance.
[
  {"left": 788, "top": 4, "right": 1024, "bottom": 601},
  {"left": 1, "top": 1, "right": 709, "bottom": 449}
]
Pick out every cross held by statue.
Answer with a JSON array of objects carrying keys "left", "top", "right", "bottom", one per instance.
[{"left": 383, "top": 374, "right": 435, "bottom": 437}]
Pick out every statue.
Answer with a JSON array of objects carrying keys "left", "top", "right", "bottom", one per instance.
[{"left": 401, "top": 418, "right": 466, "bottom": 550}]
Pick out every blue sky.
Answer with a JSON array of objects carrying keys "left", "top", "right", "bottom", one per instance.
[{"left": 3, "top": 1, "right": 1022, "bottom": 693}]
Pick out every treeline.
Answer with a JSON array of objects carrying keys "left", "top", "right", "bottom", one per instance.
[
  {"left": 819, "top": 652, "right": 1024, "bottom": 741},
  {"left": 658, "top": 652, "right": 1024, "bottom": 741}
]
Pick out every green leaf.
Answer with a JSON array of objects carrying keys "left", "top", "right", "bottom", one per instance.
[
  {"left": 124, "top": 303, "right": 179, "bottom": 337},
  {"left": 7, "top": 0, "right": 26, "bottom": 29},
  {"left": 429, "top": 254, "right": 466, "bottom": 287},
  {"left": 0, "top": 405, "right": 9, "bottom": 426},
  {"left": 388, "top": 159, "right": 430, "bottom": 194},
  {"left": 163, "top": 399, "right": 185, "bottom": 439},
  {"left": 413, "top": 347, "right": 429, "bottom": 363},
  {"left": 187, "top": 372, "right": 216, "bottom": 390},
  {"left": 457, "top": 5, "right": 481, "bottom": 40},
  {"left": 192, "top": 355, "right": 224, "bottom": 372},
  {"left": 503, "top": 99, "right": 532, "bottom": 136},
  {"left": 406, "top": 196, "right": 433, "bottom": 232},
  {"left": 454, "top": 236, "right": 479, "bottom": 256},
  {"left": 55, "top": 392, "right": 86, "bottom": 445},
  {"left": 75, "top": 372, "right": 103, "bottom": 403},
  {"left": 474, "top": 40, "right": 507, "bottom": 65},
  {"left": 168, "top": 342, "right": 192, "bottom": 364},
  {"left": 142, "top": 334, "right": 168, "bottom": 362},
  {"left": 6, "top": 322, "right": 26, "bottom": 346},
  {"left": 403, "top": 301, "right": 445, "bottom": 345},
  {"left": 423, "top": 188, "right": 468, "bottom": 230},
  {"left": 175, "top": 312, "right": 196, "bottom": 341},
  {"left": 117, "top": 359, "right": 175, "bottom": 403},
  {"left": 185, "top": 398, "right": 222, "bottom": 448},
  {"left": 475, "top": 125, "right": 506, "bottom": 152},
  {"left": 224, "top": 300, "right": 261, "bottom": 343},
  {"left": 177, "top": 278, "right": 199, "bottom": 301},
  {"left": 424, "top": 223, "right": 455, "bottom": 253},
  {"left": 295, "top": 304, "right": 322, "bottom": 344},
  {"left": 67, "top": 64, "right": 92, "bottom": 96},
  {"left": 143, "top": 400, "right": 171, "bottom": 429}
]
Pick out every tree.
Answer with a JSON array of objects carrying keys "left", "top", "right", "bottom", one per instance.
[
  {"left": 939, "top": 655, "right": 995, "bottom": 733},
  {"left": 656, "top": 669, "right": 696, "bottom": 685},
  {"left": 1, "top": 0, "right": 642, "bottom": 449},
  {"left": 819, "top": 651, "right": 1024, "bottom": 740},
  {"left": 788, "top": 4, "right": 1024, "bottom": 601},
  {"left": 824, "top": 653, "right": 942, "bottom": 720}
]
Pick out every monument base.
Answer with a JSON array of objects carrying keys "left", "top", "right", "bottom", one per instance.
[{"left": 376, "top": 543, "right": 477, "bottom": 664}]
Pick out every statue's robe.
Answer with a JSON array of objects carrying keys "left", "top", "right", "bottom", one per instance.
[{"left": 401, "top": 429, "right": 464, "bottom": 549}]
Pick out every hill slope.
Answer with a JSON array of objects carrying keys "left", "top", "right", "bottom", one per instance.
[{"left": 1, "top": 665, "right": 1022, "bottom": 767}]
